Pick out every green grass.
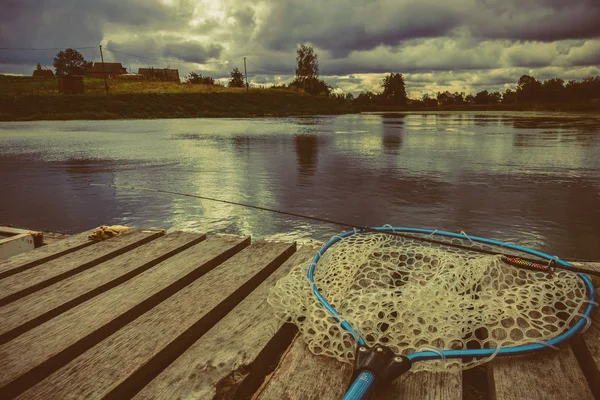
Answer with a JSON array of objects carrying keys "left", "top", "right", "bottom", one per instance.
[{"left": 0, "top": 75, "right": 352, "bottom": 121}]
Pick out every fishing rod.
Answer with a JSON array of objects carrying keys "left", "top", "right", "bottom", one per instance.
[{"left": 89, "top": 183, "right": 600, "bottom": 277}]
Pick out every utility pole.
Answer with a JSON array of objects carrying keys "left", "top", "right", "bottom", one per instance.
[
  {"left": 99, "top": 45, "right": 109, "bottom": 95},
  {"left": 244, "top": 57, "right": 248, "bottom": 91}
]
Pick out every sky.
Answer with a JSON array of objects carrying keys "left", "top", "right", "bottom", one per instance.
[{"left": 1, "top": 0, "right": 599, "bottom": 97}]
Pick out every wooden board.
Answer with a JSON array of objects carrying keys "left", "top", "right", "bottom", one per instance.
[
  {"left": 254, "top": 335, "right": 462, "bottom": 400},
  {"left": 0, "top": 229, "right": 96, "bottom": 280},
  {"left": 0, "top": 231, "right": 205, "bottom": 344},
  {"left": 134, "top": 245, "right": 315, "bottom": 400},
  {"left": 490, "top": 345, "right": 593, "bottom": 400},
  {"left": 16, "top": 240, "right": 296, "bottom": 400},
  {"left": 0, "top": 229, "right": 164, "bottom": 306},
  {"left": 0, "top": 235, "right": 250, "bottom": 396},
  {"left": 571, "top": 309, "right": 600, "bottom": 397}
]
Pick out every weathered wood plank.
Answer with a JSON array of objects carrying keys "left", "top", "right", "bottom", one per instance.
[
  {"left": 570, "top": 309, "right": 600, "bottom": 398},
  {"left": 490, "top": 345, "right": 593, "bottom": 400},
  {"left": 0, "top": 229, "right": 164, "bottom": 306},
  {"left": 254, "top": 336, "right": 462, "bottom": 400},
  {"left": 379, "top": 371, "right": 461, "bottom": 400},
  {"left": 0, "top": 229, "right": 96, "bottom": 280},
  {"left": 254, "top": 336, "right": 352, "bottom": 400},
  {"left": 134, "top": 245, "right": 315, "bottom": 400},
  {"left": 0, "top": 235, "right": 250, "bottom": 396},
  {"left": 0, "top": 231, "right": 205, "bottom": 344},
  {"left": 16, "top": 240, "right": 296, "bottom": 400}
]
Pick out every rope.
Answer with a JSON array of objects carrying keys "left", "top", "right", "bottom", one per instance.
[{"left": 89, "top": 183, "right": 600, "bottom": 277}]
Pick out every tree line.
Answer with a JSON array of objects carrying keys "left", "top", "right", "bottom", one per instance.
[{"left": 47, "top": 47, "right": 599, "bottom": 104}]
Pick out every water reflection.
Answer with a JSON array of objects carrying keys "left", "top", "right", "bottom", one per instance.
[
  {"left": 1, "top": 113, "right": 599, "bottom": 259},
  {"left": 294, "top": 134, "right": 319, "bottom": 181},
  {"left": 381, "top": 114, "right": 404, "bottom": 155}
]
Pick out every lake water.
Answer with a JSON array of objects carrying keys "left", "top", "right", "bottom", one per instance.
[{"left": 1, "top": 112, "right": 599, "bottom": 260}]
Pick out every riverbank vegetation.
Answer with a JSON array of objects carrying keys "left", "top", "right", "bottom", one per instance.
[
  {"left": 2, "top": 44, "right": 599, "bottom": 121},
  {"left": 0, "top": 90, "right": 354, "bottom": 121}
]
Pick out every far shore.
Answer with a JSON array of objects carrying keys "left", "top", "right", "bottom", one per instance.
[{"left": 1, "top": 93, "right": 598, "bottom": 122}]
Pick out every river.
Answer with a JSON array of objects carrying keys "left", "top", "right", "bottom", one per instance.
[{"left": 1, "top": 112, "right": 599, "bottom": 259}]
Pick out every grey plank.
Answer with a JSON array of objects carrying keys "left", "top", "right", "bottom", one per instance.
[
  {"left": 0, "top": 229, "right": 164, "bottom": 306},
  {"left": 490, "top": 345, "right": 593, "bottom": 400},
  {"left": 0, "top": 231, "right": 205, "bottom": 344},
  {"left": 16, "top": 240, "right": 296, "bottom": 400},
  {"left": 254, "top": 335, "right": 462, "bottom": 400},
  {"left": 0, "top": 229, "right": 96, "bottom": 280},
  {"left": 134, "top": 245, "right": 315, "bottom": 400},
  {"left": 0, "top": 235, "right": 250, "bottom": 396}
]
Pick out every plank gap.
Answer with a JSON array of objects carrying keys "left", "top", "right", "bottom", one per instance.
[
  {"left": 0, "top": 237, "right": 250, "bottom": 399},
  {"left": 218, "top": 322, "right": 298, "bottom": 400},
  {"left": 0, "top": 233, "right": 206, "bottom": 345},
  {"left": 102, "top": 242, "right": 296, "bottom": 400},
  {"left": 0, "top": 230, "right": 98, "bottom": 280},
  {"left": 570, "top": 335, "right": 600, "bottom": 399},
  {"left": 0, "top": 231, "right": 163, "bottom": 306}
]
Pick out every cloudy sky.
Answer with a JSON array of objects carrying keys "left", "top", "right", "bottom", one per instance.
[{"left": 1, "top": 0, "right": 599, "bottom": 96}]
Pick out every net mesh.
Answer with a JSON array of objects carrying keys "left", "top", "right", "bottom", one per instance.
[{"left": 268, "top": 231, "right": 589, "bottom": 371}]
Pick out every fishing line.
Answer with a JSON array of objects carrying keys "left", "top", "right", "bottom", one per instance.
[{"left": 89, "top": 183, "right": 600, "bottom": 277}]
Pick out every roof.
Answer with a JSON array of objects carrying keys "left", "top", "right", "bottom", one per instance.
[
  {"left": 32, "top": 69, "right": 55, "bottom": 77},
  {"left": 138, "top": 68, "right": 180, "bottom": 81},
  {"left": 86, "top": 62, "right": 127, "bottom": 74}
]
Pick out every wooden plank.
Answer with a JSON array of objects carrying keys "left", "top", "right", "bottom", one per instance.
[
  {"left": 0, "top": 229, "right": 96, "bottom": 280},
  {"left": 15, "top": 240, "right": 296, "bottom": 400},
  {"left": 490, "top": 345, "right": 594, "bottom": 400},
  {"left": 570, "top": 309, "right": 600, "bottom": 397},
  {"left": 134, "top": 245, "right": 315, "bottom": 400},
  {"left": 572, "top": 262, "right": 600, "bottom": 287},
  {"left": 254, "top": 335, "right": 462, "bottom": 400},
  {"left": 0, "top": 231, "right": 205, "bottom": 344},
  {"left": 0, "top": 235, "right": 250, "bottom": 396},
  {"left": 0, "top": 229, "right": 164, "bottom": 306}
]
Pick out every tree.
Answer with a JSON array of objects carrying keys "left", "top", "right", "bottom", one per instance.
[
  {"left": 53, "top": 48, "right": 92, "bottom": 76},
  {"left": 381, "top": 73, "right": 407, "bottom": 105},
  {"left": 516, "top": 75, "right": 542, "bottom": 102},
  {"left": 489, "top": 91, "right": 502, "bottom": 104},
  {"left": 295, "top": 44, "right": 319, "bottom": 88},
  {"left": 502, "top": 89, "right": 516, "bottom": 104},
  {"left": 541, "top": 78, "right": 565, "bottom": 102},
  {"left": 186, "top": 71, "right": 215, "bottom": 85},
  {"left": 229, "top": 67, "right": 245, "bottom": 88},
  {"left": 465, "top": 94, "right": 475, "bottom": 104},
  {"left": 474, "top": 90, "right": 490, "bottom": 104},
  {"left": 421, "top": 93, "right": 438, "bottom": 107}
]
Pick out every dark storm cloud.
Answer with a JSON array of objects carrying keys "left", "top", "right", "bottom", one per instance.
[
  {"left": 0, "top": 0, "right": 188, "bottom": 66},
  {"left": 1, "top": 0, "right": 600, "bottom": 94},
  {"left": 105, "top": 37, "right": 223, "bottom": 64},
  {"left": 256, "top": 1, "right": 464, "bottom": 57},
  {"left": 255, "top": 0, "right": 600, "bottom": 56},
  {"left": 470, "top": 0, "right": 600, "bottom": 42}
]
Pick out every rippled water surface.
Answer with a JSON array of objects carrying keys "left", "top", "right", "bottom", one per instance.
[{"left": 1, "top": 112, "right": 599, "bottom": 259}]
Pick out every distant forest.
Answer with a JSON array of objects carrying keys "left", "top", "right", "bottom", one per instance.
[{"left": 344, "top": 74, "right": 600, "bottom": 107}]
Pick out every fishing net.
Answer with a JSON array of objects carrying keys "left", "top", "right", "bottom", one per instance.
[{"left": 268, "top": 231, "right": 589, "bottom": 372}]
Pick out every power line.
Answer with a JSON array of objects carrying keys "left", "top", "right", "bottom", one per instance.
[
  {"left": 104, "top": 48, "right": 225, "bottom": 65},
  {"left": 0, "top": 46, "right": 97, "bottom": 51}
]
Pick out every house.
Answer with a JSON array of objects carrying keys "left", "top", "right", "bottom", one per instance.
[
  {"left": 32, "top": 69, "right": 55, "bottom": 78},
  {"left": 138, "top": 67, "right": 180, "bottom": 82},
  {"left": 437, "top": 91, "right": 457, "bottom": 106},
  {"left": 86, "top": 62, "right": 127, "bottom": 79}
]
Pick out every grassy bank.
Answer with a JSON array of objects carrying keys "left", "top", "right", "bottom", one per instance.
[
  {"left": 0, "top": 76, "right": 355, "bottom": 121},
  {"left": 0, "top": 92, "right": 355, "bottom": 121}
]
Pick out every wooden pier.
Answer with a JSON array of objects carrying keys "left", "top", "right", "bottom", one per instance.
[{"left": 0, "top": 228, "right": 598, "bottom": 399}]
